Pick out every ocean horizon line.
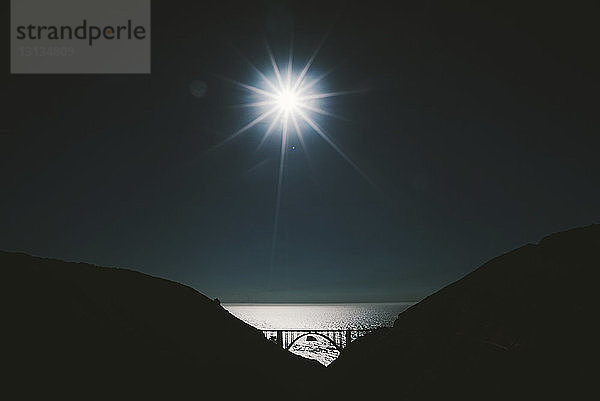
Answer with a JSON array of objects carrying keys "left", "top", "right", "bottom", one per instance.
[{"left": 222, "top": 301, "right": 418, "bottom": 305}]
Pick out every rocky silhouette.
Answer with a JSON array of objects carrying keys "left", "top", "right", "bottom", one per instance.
[
  {"left": 2, "top": 251, "right": 323, "bottom": 399},
  {"left": 329, "top": 224, "right": 599, "bottom": 399}
]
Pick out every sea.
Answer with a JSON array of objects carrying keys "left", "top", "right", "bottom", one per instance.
[{"left": 223, "top": 302, "right": 415, "bottom": 366}]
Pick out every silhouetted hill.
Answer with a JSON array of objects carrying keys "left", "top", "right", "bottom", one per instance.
[
  {"left": 330, "top": 224, "right": 599, "bottom": 399},
  {"left": 2, "top": 252, "right": 323, "bottom": 399}
]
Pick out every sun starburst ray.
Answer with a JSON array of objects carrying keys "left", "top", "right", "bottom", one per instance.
[
  {"left": 287, "top": 36, "right": 294, "bottom": 89},
  {"left": 221, "top": 76, "right": 280, "bottom": 99},
  {"left": 298, "top": 89, "right": 368, "bottom": 101},
  {"left": 290, "top": 112, "right": 305, "bottom": 147},
  {"left": 292, "top": 34, "right": 328, "bottom": 92},
  {"left": 210, "top": 108, "right": 278, "bottom": 151},
  {"left": 265, "top": 42, "right": 286, "bottom": 91},
  {"left": 232, "top": 100, "right": 278, "bottom": 109},
  {"left": 297, "top": 60, "right": 346, "bottom": 94},
  {"left": 290, "top": 112, "right": 317, "bottom": 175},
  {"left": 230, "top": 46, "right": 281, "bottom": 94},
  {"left": 218, "top": 37, "right": 376, "bottom": 279},
  {"left": 270, "top": 112, "right": 289, "bottom": 276},
  {"left": 297, "top": 103, "right": 346, "bottom": 120},
  {"left": 257, "top": 109, "right": 284, "bottom": 150},
  {"left": 296, "top": 108, "right": 377, "bottom": 189}
]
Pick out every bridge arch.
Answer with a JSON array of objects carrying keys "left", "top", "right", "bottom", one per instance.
[{"left": 286, "top": 332, "right": 342, "bottom": 352}]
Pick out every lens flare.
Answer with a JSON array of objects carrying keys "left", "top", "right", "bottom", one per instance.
[{"left": 216, "top": 37, "right": 375, "bottom": 278}]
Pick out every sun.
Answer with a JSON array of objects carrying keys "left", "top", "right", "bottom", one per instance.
[
  {"left": 214, "top": 39, "right": 356, "bottom": 151},
  {"left": 277, "top": 89, "right": 299, "bottom": 112}
]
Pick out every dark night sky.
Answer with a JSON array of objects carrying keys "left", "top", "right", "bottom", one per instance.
[{"left": 2, "top": 1, "right": 599, "bottom": 301}]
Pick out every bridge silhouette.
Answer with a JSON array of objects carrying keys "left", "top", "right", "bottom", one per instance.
[{"left": 262, "top": 329, "right": 375, "bottom": 351}]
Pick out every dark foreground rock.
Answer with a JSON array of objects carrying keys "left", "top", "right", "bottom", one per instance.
[
  {"left": 329, "top": 224, "right": 599, "bottom": 400},
  {"left": 1, "top": 251, "right": 324, "bottom": 399}
]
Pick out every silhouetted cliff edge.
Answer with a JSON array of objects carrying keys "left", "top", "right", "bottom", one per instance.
[
  {"left": 2, "top": 252, "right": 323, "bottom": 399},
  {"left": 330, "top": 224, "right": 599, "bottom": 400}
]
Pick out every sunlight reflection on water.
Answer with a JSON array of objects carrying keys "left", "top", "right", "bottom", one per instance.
[{"left": 223, "top": 303, "right": 414, "bottom": 366}]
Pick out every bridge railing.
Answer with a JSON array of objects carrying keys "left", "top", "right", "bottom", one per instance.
[{"left": 261, "top": 328, "right": 376, "bottom": 350}]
